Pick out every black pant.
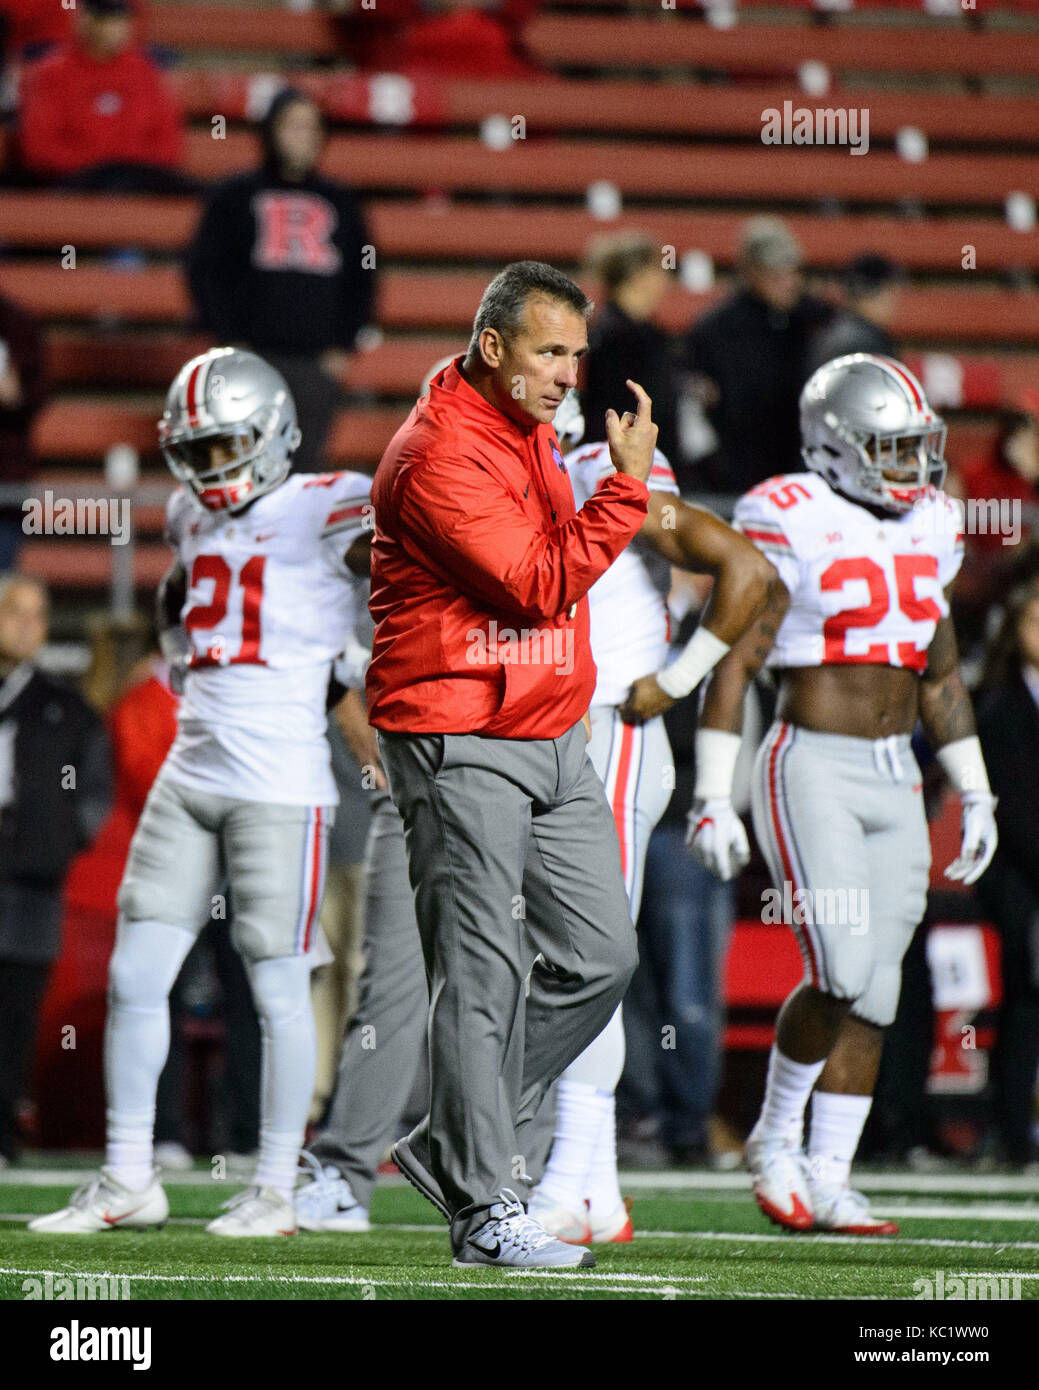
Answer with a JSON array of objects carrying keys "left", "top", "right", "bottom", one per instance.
[
  {"left": 990, "top": 911, "right": 1039, "bottom": 1163},
  {"left": 262, "top": 353, "right": 339, "bottom": 476},
  {"left": 0, "top": 959, "right": 52, "bottom": 1160}
]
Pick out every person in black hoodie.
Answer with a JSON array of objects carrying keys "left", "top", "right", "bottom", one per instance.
[
  {"left": 0, "top": 576, "right": 112, "bottom": 1164},
  {"left": 185, "top": 89, "right": 376, "bottom": 474},
  {"left": 683, "top": 217, "right": 832, "bottom": 495},
  {"left": 804, "top": 253, "right": 902, "bottom": 379},
  {"left": 974, "top": 578, "right": 1039, "bottom": 1169},
  {"left": 581, "top": 233, "right": 680, "bottom": 470}
]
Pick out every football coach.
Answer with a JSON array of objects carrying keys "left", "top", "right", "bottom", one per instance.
[{"left": 366, "top": 261, "right": 655, "bottom": 1268}]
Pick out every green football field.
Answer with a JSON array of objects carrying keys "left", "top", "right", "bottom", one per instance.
[{"left": 1, "top": 1162, "right": 1037, "bottom": 1301}]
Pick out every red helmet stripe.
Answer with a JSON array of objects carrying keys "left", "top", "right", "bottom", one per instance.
[
  {"left": 185, "top": 359, "right": 205, "bottom": 429},
  {"left": 877, "top": 356, "right": 924, "bottom": 412}
]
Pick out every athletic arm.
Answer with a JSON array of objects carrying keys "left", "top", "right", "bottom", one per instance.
[{"left": 620, "top": 497, "right": 781, "bottom": 722}]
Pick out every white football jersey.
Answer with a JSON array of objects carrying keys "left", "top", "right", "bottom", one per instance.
[
  {"left": 161, "top": 471, "right": 372, "bottom": 805},
  {"left": 735, "top": 472, "right": 963, "bottom": 672},
  {"left": 566, "top": 442, "right": 680, "bottom": 707}
]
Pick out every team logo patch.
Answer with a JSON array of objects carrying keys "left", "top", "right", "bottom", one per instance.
[{"left": 550, "top": 442, "right": 566, "bottom": 472}]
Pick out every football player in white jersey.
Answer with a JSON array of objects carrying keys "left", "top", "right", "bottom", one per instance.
[
  {"left": 689, "top": 354, "right": 998, "bottom": 1235},
  {"left": 528, "top": 390, "right": 781, "bottom": 1243},
  {"left": 30, "top": 348, "right": 372, "bottom": 1238}
]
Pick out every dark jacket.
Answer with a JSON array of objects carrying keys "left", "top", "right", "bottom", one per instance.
[
  {"left": 684, "top": 288, "right": 833, "bottom": 494},
  {"left": 0, "top": 667, "right": 112, "bottom": 890},
  {"left": 975, "top": 676, "right": 1039, "bottom": 932},
  {"left": 186, "top": 169, "right": 375, "bottom": 355},
  {"left": 0, "top": 293, "right": 47, "bottom": 486},
  {"left": 583, "top": 303, "right": 679, "bottom": 465},
  {"left": 804, "top": 310, "right": 897, "bottom": 379}
]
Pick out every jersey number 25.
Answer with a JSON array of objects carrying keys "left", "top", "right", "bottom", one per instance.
[{"left": 822, "top": 554, "right": 941, "bottom": 672}]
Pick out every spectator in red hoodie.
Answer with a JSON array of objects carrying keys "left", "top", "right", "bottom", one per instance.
[
  {"left": 17, "top": 0, "right": 194, "bottom": 193},
  {"left": 362, "top": 0, "right": 540, "bottom": 79}
]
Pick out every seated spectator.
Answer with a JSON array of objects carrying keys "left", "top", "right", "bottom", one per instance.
[
  {"left": 581, "top": 232, "right": 680, "bottom": 466},
  {"left": 974, "top": 579, "right": 1039, "bottom": 1170},
  {"left": 17, "top": 0, "right": 190, "bottom": 192},
  {"left": 0, "top": 288, "right": 47, "bottom": 571},
  {"left": 683, "top": 216, "right": 832, "bottom": 495},
  {"left": 962, "top": 405, "right": 1039, "bottom": 556},
  {"left": 804, "top": 253, "right": 902, "bottom": 378},
  {"left": 361, "top": 0, "right": 540, "bottom": 78}
]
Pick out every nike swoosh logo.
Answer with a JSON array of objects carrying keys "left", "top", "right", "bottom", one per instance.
[
  {"left": 255, "top": 532, "right": 277, "bottom": 542},
  {"left": 524, "top": 483, "right": 530, "bottom": 499},
  {"left": 474, "top": 1239, "right": 501, "bottom": 1258},
  {"left": 102, "top": 1203, "right": 148, "bottom": 1225}
]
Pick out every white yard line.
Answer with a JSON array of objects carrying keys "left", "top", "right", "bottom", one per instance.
[
  {"left": 4, "top": 1218, "right": 1039, "bottom": 1252},
  {"left": 4, "top": 1167, "right": 1039, "bottom": 1196},
  {"left": 870, "top": 1203, "right": 1039, "bottom": 1222},
  {"left": 0, "top": 1264, "right": 701, "bottom": 1296}
]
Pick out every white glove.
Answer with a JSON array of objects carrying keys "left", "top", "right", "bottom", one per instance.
[
  {"left": 945, "top": 792, "right": 998, "bottom": 886},
  {"left": 686, "top": 796, "right": 750, "bottom": 882}
]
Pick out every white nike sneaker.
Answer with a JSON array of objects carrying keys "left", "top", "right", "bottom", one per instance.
[
  {"left": 527, "top": 1190, "right": 592, "bottom": 1244},
  {"left": 745, "top": 1128, "right": 814, "bottom": 1231},
  {"left": 296, "top": 1152, "right": 370, "bottom": 1232},
  {"left": 453, "top": 1189, "right": 594, "bottom": 1268},
  {"left": 206, "top": 1185, "right": 297, "bottom": 1237},
  {"left": 27, "top": 1168, "right": 168, "bottom": 1234},
  {"left": 809, "top": 1182, "right": 899, "bottom": 1236}
]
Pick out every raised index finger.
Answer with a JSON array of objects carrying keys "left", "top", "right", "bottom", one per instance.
[{"left": 625, "top": 379, "right": 653, "bottom": 419}]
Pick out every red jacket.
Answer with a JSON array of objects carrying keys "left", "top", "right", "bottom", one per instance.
[
  {"left": 366, "top": 358, "right": 649, "bottom": 738},
  {"left": 19, "top": 39, "right": 184, "bottom": 178}
]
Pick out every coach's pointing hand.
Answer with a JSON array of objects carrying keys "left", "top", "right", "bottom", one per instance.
[{"left": 605, "top": 380, "right": 657, "bottom": 485}]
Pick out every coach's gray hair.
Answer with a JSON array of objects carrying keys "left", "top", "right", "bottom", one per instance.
[{"left": 466, "top": 262, "right": 592, "bottom": 358}]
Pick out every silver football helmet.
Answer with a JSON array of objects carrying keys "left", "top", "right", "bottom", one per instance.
[
  {"left": 158, "top": 347, "right": 301, "bottom": 513},
  {"left": 800, "top": 353, "right": 947, "bottom": 514}
]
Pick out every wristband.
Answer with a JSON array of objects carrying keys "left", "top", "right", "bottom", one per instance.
[
  {"left": 693, "top": 728, "right": 742, "bottom": 801},
  {"left": 655, "top": 625, "right": 731, "bottom": 700},
  {"left": 936, "top": 736, "right": 992, "bottom": 799}
]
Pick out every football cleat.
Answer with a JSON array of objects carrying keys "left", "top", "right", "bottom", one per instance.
[
  {"left": 527, "top": 1191, "right": 593, "bottom": 1245},
  {"left": 588, "top": 1197, "right": 634, "bottom": 1244},
  {"left": 27, "top": 1168, "right": 168, "bottom": 1234},
  {"left": 745, "top": 1128, "right": 814, "bottom": 1232},
  {"left": 453, "top": 1190, "right": 594, "bottom": 1269},
  {"left": 809, "top": 1183, "right": 899, "bottom": 1236},
  {"left": 296, "top": 1151, "right": 370, "bottom": 1232},
  {"left": 205, "top": 1185, "right": 296, "bottom": 1237}
]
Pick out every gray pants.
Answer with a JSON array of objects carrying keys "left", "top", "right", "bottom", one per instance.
[
  {"left": 751, "top": 721, "right": 931, "bottom": 1028},
  {"left": 309, "top": 791, "right": 427, "bottom": 1210},
  {"left": 378, "top": 720, "right": 638, "bottom": 1249}
]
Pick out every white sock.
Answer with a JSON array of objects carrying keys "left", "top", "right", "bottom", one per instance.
[
  {"left": 754, "top": 1047, "right": 826, "bottom": 1146},
  {"left": 106, "top": 1111, "right": 156, "bottom": 1194},
  {"left": 104, "top": 918, "right": 195, "bottom": 1192},
  {"left": 254, "top": 1128, "right": 306, "bottom": 1204},
  {"left": 246, "top": 954, "right": 316, "bottom": 1203},
  {"left": 537, "top": 1080, "right": 610, "bottom": 1215},
  {"left": 585, "top": 1094, "right": 623, "bottom": 1224},
  {"left": 808, "top": 1091, "right": 873, "bottom": 1189}
]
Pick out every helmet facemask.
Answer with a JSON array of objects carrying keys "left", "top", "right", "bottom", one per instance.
[
  {"left": 817, "top": 411, "right": 947, "bottom": 515},
  {"left": 159, "top": 401, "right": 295, "bottom": 514}
]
